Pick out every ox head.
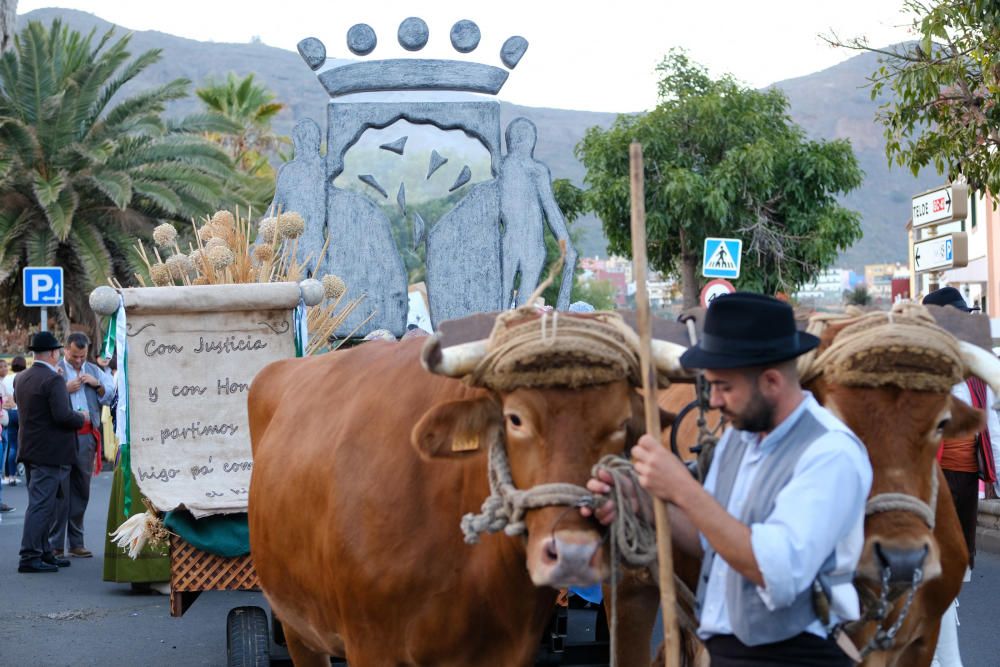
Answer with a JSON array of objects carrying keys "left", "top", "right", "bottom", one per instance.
[
  {"left": 412, "top": 316, "right": 688, "bottom": 589},
  {"left": 808, "top": 314, "right": 1000, "bottom": 589}
]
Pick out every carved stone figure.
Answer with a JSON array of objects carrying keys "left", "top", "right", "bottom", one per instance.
[
  {"left": 265, "top": 119, "right": 328, "bottom": 275},
  {"left": 499, "top": 118, "right": 576, "bottom": 309}
]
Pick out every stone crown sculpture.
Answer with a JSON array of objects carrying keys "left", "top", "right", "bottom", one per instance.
[
  {"left": 296, "top": 18, "right": 529, "bottom": 97},
  {"left": 271, "top": 17, "right": 576, "bottom": 338}
]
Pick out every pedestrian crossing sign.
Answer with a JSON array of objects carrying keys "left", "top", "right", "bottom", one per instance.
[{"left": 702, "top": 237, "right": 742, "bottom": 279}]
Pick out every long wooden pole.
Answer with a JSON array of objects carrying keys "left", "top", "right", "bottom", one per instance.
[{"left": 629, "top": 142, "right": 680, "bottom": 667}]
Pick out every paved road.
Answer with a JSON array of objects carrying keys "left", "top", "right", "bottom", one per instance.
[
  {"left": 1, "top": 470, "right": 999, "bottom": 666},
  {"left": 0, "top": 469, "right": 274, "bottom": 667}
]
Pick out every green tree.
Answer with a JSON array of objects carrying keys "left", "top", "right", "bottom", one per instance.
[
  {"left": 828, "top": 1, "right": 1000, "bottom": 195},
  {"left": 577, "top": 50, "right": 864, "bottom": 307},
  {"left": 197, "top": 72, "right": 287, "bottom": 213},
  {"left": 0, "top": 20, "right": 236, "bottom": 333},
  {"left": 538, "top": 179, "right": 591, "bottom": 307},
  {"left": 573, "top": 278, "right": 617, "bottom": 311},
  {"left": 844, "top": 285, "right": 873, "bottom": 306}
]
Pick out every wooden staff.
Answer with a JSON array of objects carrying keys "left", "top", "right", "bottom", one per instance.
[{"left": 629, "top": 141, "right": 680, "bottom": 667}]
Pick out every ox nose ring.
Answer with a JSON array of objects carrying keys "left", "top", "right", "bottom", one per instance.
[{"left": 874, "top": 543, "right": 929, "bottom": 585}]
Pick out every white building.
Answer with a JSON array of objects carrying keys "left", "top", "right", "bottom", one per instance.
[{"left": 795, "top": 268, "right": 850, "bottom": 302}]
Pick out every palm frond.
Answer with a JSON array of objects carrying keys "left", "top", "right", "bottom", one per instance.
[
  {"left": 67, "top": 219, "right": 113, "bottom": 286},
  {"left": 86, "top": 169, "right": 132, "bottom": 209}
]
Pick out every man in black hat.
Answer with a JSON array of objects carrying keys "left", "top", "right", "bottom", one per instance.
[
  {"left": 15, "top": 332, "right": 88, "bottom": 573},
  {"left": 585, "top": 292, "right": 872, "bottom": 665}
]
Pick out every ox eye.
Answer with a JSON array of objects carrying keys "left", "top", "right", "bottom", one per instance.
[
  {"left": 506, "top": 413, "right": 523, "bottom": 428},
  {"left": 936, "top": 418, "right": 950, "bottom": 433}
]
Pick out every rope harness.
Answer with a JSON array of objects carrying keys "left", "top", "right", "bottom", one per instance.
[
  {"left": 866, "top": 463, "right": 939, "bottom": 530},
  {"left": 461, "top": 438, "right": 657, "bottom": 565},
  {"left": 467, "top": 309, "right": 659, "bottom": 392},
  {"left": 799, "top": 303, "right": 965, "bottom": 392}
]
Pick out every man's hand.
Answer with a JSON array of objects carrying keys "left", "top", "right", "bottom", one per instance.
[
  {"left": 80, "top": 410, "right": 90, "bottom": 425},
  {"left": 580, "top": 468, "right": 651, "bottom": 526},
  {"left": 79, "top": 372, "right": 99, "bottom": 388},
  {"left": 66, "top": 377, "right": 83, "bottom": 393},
  {"left": 632, "top": 434, "right": 698, "bottom": 506}
]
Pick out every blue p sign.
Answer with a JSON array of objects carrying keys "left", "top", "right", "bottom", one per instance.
[{"left": 23, "top": 267, "right": 64, "bottom": 307}]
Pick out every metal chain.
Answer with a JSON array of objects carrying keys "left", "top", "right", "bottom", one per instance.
[{"left": 856, "top": 565, "right": 924, "bottom": 658}]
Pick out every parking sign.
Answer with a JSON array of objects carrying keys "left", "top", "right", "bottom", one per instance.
[{"left": 23, "top": 267, "right": 64, "bottom": 307}]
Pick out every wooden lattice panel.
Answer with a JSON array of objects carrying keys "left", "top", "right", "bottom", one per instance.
[{"left": 169, "top": 534, "right": 259, "bottom": 617}]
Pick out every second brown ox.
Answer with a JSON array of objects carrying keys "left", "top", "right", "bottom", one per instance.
[{"left": 801, "top": 309, "right": 1000, "bottom": 666}]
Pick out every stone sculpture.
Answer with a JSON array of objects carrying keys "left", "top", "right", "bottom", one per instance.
[{"left": 279, "top": 17, "right": 577, "bottom": 336}]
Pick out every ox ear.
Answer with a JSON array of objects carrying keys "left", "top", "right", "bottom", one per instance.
[
  {"left": 942, "top": 395, "right": 986, "bottom": 440},
  {"left": 624, "top": 390, "right": 676, "bottom": 455},
  {"left": 412, "top": 396, "right": 503, "bottom": 460}
]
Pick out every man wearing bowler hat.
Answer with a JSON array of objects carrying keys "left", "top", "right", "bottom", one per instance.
[
  {"left": 585, "top": 293, "right": 872, "bottom": 665},
  {"left": 15, "top": 332, "right": 88, "bottom": 573}
]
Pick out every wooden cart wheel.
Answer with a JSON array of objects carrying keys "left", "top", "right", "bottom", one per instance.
[{"left": 227, "top": 606, "right": 270, "bottom": 667}]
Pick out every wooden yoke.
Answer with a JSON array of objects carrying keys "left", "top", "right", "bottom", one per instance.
[{"left": 630, "top": 142, "right": 679, "bottom": 667}]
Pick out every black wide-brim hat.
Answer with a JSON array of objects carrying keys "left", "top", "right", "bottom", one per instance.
[
  {"left": 680, "top": 292, "right": 819, "bottom": 370},
  {"left": 27, "top": 331, "right": 63, "bottom": 352}
]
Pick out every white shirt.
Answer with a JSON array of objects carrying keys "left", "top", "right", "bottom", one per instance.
[
  {"left": 697, "top": 392, "right": 873, "bottom": 640},
  {"left": 63, "top": 363, "right": 90, "bottom": 413}
]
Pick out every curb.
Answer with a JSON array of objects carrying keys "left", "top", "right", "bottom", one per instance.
[{"left": 977, "top": 499, "right": 1000, "bottom": 556}]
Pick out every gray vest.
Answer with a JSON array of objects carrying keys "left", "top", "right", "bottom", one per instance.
[{"left": 695, "top": 409, "right": 841, "bottom": 646}]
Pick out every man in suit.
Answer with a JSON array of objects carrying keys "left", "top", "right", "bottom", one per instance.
[
  {"left": 16, "top": 331, "right": 87, "bottom": 573},
  {"left": 49, "top": 332, "right": 113, "bottom": 558}
]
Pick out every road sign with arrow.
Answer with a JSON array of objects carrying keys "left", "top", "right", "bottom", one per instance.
[
  {"left": 913, "top": 232, "right": 968, "bottom": 273},
  {"left": 912, "top": 183, "right": 968, "bottom": 228}
]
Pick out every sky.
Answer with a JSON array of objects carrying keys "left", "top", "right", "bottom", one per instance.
[{"left": 19, "top": 0, "right": 917, "bottom": 113}]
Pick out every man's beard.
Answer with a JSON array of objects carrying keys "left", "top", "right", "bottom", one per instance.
[{"left": 727, "top": 390, "right": 776, "bottom": 433}]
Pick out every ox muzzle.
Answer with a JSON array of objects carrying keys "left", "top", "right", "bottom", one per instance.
[{"left": 528, "top": 527, "right": 608, "bottom": 588}]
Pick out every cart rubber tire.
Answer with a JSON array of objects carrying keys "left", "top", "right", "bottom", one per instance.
[{"left": 227, "top": 605, "right": 270, "bottom": 667}]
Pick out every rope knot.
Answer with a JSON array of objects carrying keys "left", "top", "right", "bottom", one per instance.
[{"left": 458, "top": 442, "right": 657, "bottom": 569}]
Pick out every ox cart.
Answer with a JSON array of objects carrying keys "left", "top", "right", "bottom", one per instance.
[
  {"left": 167, "top": 531, "right": 612, "bottom": 666},
  {"left": 167, "top": 532, "right": 307, "bottom": 666}
]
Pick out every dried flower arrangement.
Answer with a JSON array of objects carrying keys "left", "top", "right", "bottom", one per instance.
[{"left": 133, "top": 210, "right": 369, "bottom": 354}]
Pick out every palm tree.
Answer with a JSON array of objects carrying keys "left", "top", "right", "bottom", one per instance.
[
  {"left": 0, "top": 20, "right": 238, "bottom": 334},
  {"left": 196, "top": 73, "right": 286, "bottom": 214},
  {"left": 197, "top": 73, "right": 285, "bottom": 170}
]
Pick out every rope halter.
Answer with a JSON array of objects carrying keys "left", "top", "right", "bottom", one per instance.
[
  {"left": 865, "top": 463, "right": 939, "bottom": 530},
  {"left": 460, "top": 437, "right": 658, "bottom": 569}
]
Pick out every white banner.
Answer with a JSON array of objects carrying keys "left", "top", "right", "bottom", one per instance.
[{"left": 122, "top": 284, "right": 299, "bottom": 517}]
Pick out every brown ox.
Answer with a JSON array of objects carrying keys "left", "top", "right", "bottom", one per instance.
[
  {"left": 248, "top": 329, "right": 689, "bottom": 666},
  {"left": 802, "top": 317, "right": 1000, "bottom": 666}
]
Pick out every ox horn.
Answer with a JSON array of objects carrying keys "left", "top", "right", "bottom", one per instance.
[
  {"left": 959, "top": 341, "right": 1000, "bottom": 408},
  {"left": 421, "top": 335, "right": 489, "bottom": 377},
  {"left": 651, "top": 340, "right": 694, "bottom": 380}
]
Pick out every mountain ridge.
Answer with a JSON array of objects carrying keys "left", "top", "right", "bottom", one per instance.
[{"left": 19, "top": 8, "right": 939, "bottom": 269}]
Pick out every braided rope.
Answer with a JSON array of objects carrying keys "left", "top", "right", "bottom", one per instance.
[
  {"left": 865, "top": 463, "right": 939, "bottom": 529},
  {"left": 466, "top": 309, "right": 658, "bottom": 391},
  {"left": 460, "top": 440, "right": 658, "bottom": 567},
  {"left": 799, "top": 302, "right": 964, "bottom": 393}
]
